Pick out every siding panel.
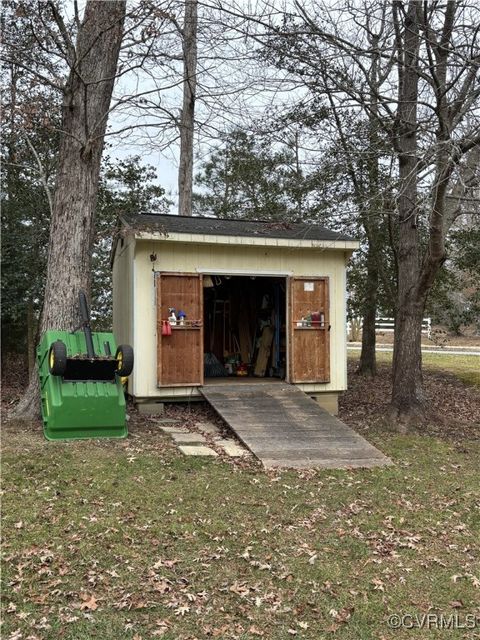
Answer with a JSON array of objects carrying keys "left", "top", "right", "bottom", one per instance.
[{"left": 130, "top": 240, "right": 352, "bottom": 398}]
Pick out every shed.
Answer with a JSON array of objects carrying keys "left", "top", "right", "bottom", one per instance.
[{"left": 112, "top": 213, "right": 359, "bottom": 415}]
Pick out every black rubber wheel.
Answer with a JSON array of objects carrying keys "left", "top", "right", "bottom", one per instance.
[
  {"left": 115, "top": 344, "right": 134, "bottom": 376},
  {"left": 48, "top": 341, "right": 67, "bottom": 376}
]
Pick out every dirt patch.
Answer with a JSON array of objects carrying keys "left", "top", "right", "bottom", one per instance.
[{"left": 339, "top": 361, "right": 480, "bottom": 442}]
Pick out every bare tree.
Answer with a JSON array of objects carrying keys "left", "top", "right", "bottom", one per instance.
[
  {"left": 223, "top": 0, "right": 480, "bottom": 422},
  {"left": 13, "top": 0, "right": 127, "bottom": 417},
  {"left": 319, "top": 54, "right": 392, "bottom": 378},
  {"left": 178, "top": 0, "right": 198, "bottom": 215},
  {"left": 389, "top": 0, "right": 479, "bottom": 420}
]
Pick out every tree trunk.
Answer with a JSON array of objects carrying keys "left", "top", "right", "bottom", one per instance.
[
  {"left": 293, "top": 128, "right": 302, "bottom": 219},
  {"left": 390, "top": 1, "right": 422, "bottom": 422},
  {"left": 358, "top": 41, "right": 381, "bottom": 378},
  {"left": 391, "top": 297, "right": 424, "bottom": 423},
  {"left": 178, "top": 0, "right": 198, "bottom": 217},
  {"left": 27, "top": 299, "right": 35, "bottom": 377},
  {"left": 357, "top": 246, "right": 378, "bottom": 376},
  {"left": 14, "top": 1, "right": 126, "bottom": 418}
]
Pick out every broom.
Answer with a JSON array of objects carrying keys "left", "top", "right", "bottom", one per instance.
[{"left": 204, "top": 292, "right": 227, "bottom": 377}]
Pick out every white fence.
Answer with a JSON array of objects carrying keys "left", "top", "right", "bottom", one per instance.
[{"left": 347, "top": 316, "right": 432, "bottom": 340}]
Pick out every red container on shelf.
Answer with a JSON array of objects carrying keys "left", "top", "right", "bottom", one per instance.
[{"left": 236, "top": 363, "right": 248, "bottom": 376}]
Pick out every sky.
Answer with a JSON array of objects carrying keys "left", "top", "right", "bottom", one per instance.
[{"left": 110, "top": 141, "right": 180, "bottom": 208}]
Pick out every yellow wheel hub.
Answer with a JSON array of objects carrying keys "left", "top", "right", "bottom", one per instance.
[
  {"left": 49, "top": 350, "right": 55, "bottom": 369},
  {"left": 117, "top": 351, "right": 123, "bottom": 370}
]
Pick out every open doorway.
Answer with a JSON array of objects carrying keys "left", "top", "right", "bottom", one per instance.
[{"left": 203, "top": 275, "right": 287, "bottom": 380}]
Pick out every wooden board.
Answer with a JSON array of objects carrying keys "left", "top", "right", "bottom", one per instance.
[
  {"left": 238, "top": 305, "right": 251, "bottom": 363},
  {"left": 156, "top": 273, "right": 203, "bottom": 386},
  {"left": 200, "top": 383, "right": 391, "bottom": 469},
  {"left": 290, "top": 277, "right": 330, "bottom": 383},
  {"left": 254, "top": 326, "right": 274, "bottom": 376}
]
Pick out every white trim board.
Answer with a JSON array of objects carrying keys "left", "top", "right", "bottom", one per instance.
[
  {"left": 196, "top": 268, "right": 293, "bottom": 276},
  {"left": 135, "top": 231, "right": 359, "bottom": 251}
]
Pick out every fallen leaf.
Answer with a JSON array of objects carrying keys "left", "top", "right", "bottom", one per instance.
[
  {"left": 174, "top": 605, "right": 190, "bottom": 616},
  {"left": 229, "top": 581, "right": 249, "bottom": 597},
  {"left": 371, "top": 577, "right": 385, "bottom": 591},
  {"left": 337, "top": 607, "right": 354, "bottom": 623},
  {"left": 79, "top": 593, "right": 98, "bottom": 611},
  {"left": 153, "top": 579, "right": 171, "bottom": 594},
  {"left": 326, "top": 622, "right": 340, "bottom": 633},
  {"left": 106, "top": 569, "right": 120, "bottom": 578},
  {"left": 152, "top": 620, "right": 169, "bottom": 637},
  {"left": 153, "top": 559, "right": 178, "bottom": 569},
  {"left": 468, "top": 574, "right": 480, "bottom": 588}
]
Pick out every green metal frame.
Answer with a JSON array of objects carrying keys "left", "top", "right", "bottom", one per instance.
[{"left": 38, "top": 330, "right": 128, "bottom": 441}]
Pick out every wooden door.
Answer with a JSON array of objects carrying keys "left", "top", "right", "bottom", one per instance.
[
  {"left": 289, "top": 277, "right": 330, "bottom": 383},
  {"left": 156, "top": 273, "right": 203, "bottom": 386}
]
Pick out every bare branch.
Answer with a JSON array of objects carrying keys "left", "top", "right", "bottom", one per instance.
[{"left": 23, "top": 130, "right": 54, "bottom": 216}]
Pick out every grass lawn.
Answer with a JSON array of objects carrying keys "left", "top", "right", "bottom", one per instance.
[
  {"left": 362, "top": 350, "right": 480, "bottom": 387},
  {"left": 2, "top": 357, "right": 479, "bottom": 639}
]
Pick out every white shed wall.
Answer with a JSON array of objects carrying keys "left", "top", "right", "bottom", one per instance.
[{"left": 126, "top": 239, "right": 350, "bottom": 399}]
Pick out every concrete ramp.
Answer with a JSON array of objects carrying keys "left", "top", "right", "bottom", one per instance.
[{"left": 200, "top": 382, "right": 391, "bottom": 469}]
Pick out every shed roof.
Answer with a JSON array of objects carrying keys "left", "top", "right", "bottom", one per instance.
[{"left": 122, "top": 213, "right": 355, "bottom": 243}]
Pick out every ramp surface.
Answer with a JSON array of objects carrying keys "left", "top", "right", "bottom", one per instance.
[{"left": 201, "top": 382, "right": 391, "bottom": 469}]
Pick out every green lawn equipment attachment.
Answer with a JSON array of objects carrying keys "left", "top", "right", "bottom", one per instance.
[{"left": 38, "top": 291, "right": 133, "bottom": 440}]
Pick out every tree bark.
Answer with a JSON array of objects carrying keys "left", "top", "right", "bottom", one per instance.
[
  {"left": 14, "top": 0, "right": 126, "bottom": 418},
  {"left": 357, "top": 245, "right": 378, "bottom": 376},
  {"left": 358, "top": 37, "right": 381, "bottom": 378},
  {"left": 391, "top": 295, "right": 425, "bottom": 422},
  {"left": 27, "top": 299, "right": 36, "bottom": 377},
  {"left": 178, "top": 0, "right": 198, "bottom": 217},
  {"left": 390, "top": 1, "right": 422, "bottom": 421}
]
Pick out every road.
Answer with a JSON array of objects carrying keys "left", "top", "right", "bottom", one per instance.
[{"left": 347, "top": 345, "right": 480, "bottom": 357}]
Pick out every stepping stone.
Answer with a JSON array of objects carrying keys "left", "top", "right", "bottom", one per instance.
[
  {"left": 153, "top": 418, "right": 182, "bottom": 425},
  {"left": 137, "top": 402, "right": 165, "bottom": 415},
  {"left": 195, "top": 422, "right": 221, "bottom": 435},
  {"left": 171, "top": 432, "right": 207, "bottom": 444},
  {"left": 178, "top": 445, "right": 218, "bottom": 457},
  {"left": 158, "top": 425, "right": 188, "bottom": 434},
  {"left": 215, "top": 438, "right": 248, "bottom": 457}
]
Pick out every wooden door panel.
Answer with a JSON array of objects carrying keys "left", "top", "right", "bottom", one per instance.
[
  {"left": 289, "top": 277, "right": 330, "bottom": 383},
  {"left": 156, "top": 273, "right": 203, "bottom": 386}
]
